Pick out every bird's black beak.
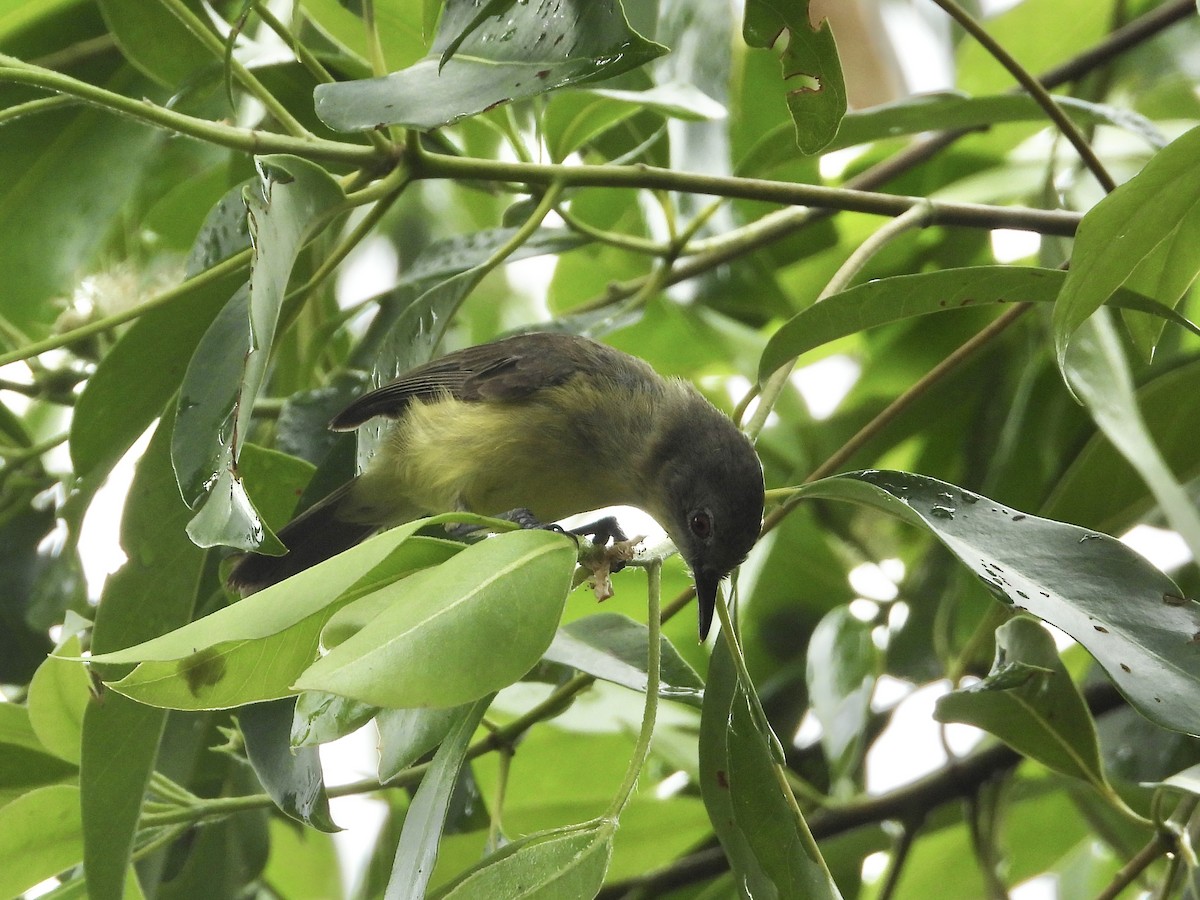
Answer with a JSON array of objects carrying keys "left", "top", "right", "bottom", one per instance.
[{"left": 695, "top": 568, "right": 721, "bottom": 641}]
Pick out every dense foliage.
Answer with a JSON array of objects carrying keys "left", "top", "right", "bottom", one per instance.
[{"left": 2, "top": 0, "right": 1200, "bottom": 897}]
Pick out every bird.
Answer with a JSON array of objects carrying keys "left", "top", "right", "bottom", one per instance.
[{"left": 227, "top": 332, "right": 764, "bottom": 639}]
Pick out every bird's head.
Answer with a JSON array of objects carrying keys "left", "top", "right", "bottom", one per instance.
[{"left": 649, "top": 398, "right": 765, "bottom": 639}]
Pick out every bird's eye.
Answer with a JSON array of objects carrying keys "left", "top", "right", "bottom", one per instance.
[{"left": 689, "top": 510, "right": 712, "bottom": 540}]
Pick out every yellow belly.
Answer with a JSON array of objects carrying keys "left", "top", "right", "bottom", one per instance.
[{"left": 347, "top": 383, "right": 653, "bottom": 525}]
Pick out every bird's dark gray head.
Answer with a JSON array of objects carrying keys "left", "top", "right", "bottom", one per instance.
[{"left": 648, "top": 395, "right": 765, "bottom": 640}]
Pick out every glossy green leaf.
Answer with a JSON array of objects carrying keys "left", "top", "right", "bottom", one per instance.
[
  {"left": 759, "top": 267, "right": 1200, "bottom": 381},
  {"left": 935, "top": 617, "right": 1107, "bottom": 787},
  {"left": 431, "top": 821, "right": 613, "bottom": 900},
  {"left": 99, "top": 533, "right": 459, "bottom": 710},
  {"left": 297, "top": 529, "right": 577, "bottom": 708},
  {"left": 742, "top": 0, "right": 845, "bottom": 154},
  {"left": 377, "top": 705, "right": 471, "bottom": 781},
  {"left": 0, "top": 785, "right": 84, "bottom": 899},
  {"left": 806, "top": 606, "right": 879, "bottom": 790},
  {"left": 385, "top": 695, "right": 491, "bottom": 899},
  {"left": 795, "top": 470, "right": 1200, "bottom": 736},
  {"left": 81, "top": 410, "right": 205, "bottom": 900},
  {"left": 1054, "top": 124, "right": 1200, "bottom": 367},
  {"left": 314, "top": 0, "right": 666, "bottom": 131},
  {"left": 174, "top": 156, "right": 343, "bottom": 550},
  {"left": 1062, "top": 312, "right": 1200, "bottom": 559},
  {"left": 27, "top": 635, "right": 89, "bottom": 764},
  {"left": 241, "top": 698, "right": 339, "bottom": 832},
  {"left": 543, "top": 612, "right": 704, "bottom": 707},
  {"left": 700, "top": 631, "right": 843, "bottom": 899}
]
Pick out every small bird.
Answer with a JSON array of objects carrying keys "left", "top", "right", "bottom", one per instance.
[{"left": 228, "top": 332, "right": 764, "bottom": 638}]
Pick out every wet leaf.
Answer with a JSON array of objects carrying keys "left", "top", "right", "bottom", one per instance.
[
  {"left": 796, "top": 470, "right": 1200, "bottom": 736},
  {"left": 314, "top": 0, "right": 666, "bottom": 131},
  {"left": 173, "top": 156, "right": 343, "bottom": 551},
  {"left": 936, "top": 617, "right": 1107, "bottom": 788}
]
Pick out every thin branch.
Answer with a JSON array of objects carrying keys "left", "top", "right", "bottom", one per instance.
[
  {"left": 1095, "top": 832, "right": 1172, "bottom": 900},
  {"left": 0, "top": 249, "right": 252, "bottom": 369},
  {"left": 0, "top": 60, "right": 381, "bottom": 166},
  {"left": 409, "top": 148, "right": 1082, "bottom": 237},
  {"left": 930, "top": 0, "right": 1116, "bottom": 192},
  {"left": 156, "top": 0, "right": 311, "bottom": 138}
]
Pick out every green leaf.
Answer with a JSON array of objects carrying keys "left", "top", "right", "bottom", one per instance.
[
  {"left": 832, "top": 92, "right": 1165, "bottom": 154},
  {"left": 27, "top": 635, "right": 90, "bottom": 764},
  {"left": 70, "top": 179, "right": 251, "bottom": 481},
  {"left": 260, "top": 818, "right": 341, "bottom": 899},
  {"left": 543, "top": 83, "right": 725, "bottom": 162},
  {"left": 0, "top": 740, "right": 77, "bottom": 810},
  {"left": 97, "top": 0, "right": 214, "bottom": 88},
  {"left": 1044, "top": 356, "right": 1200, "bottom": 535},
  {"left": 174, "top": 156, "right": 343, "bottom": 550},
  {"left": 430, "top": 821, "right": 613, "bottom": 900},
  {"left": 935, "top": 617, "right": 1107, "bottom": 788},
  {"left": 81, "top": 410, "right": 205, "bottom": 900},
  {"left": 296, "top": 529, "right": 577, "bottom": 708},
  {"left": 543, "top": 613, "right": 705, "bottom": 707},
  {"left": 1062, "top": 312, "right": 1200, "bottom": 560},
  {"left": 98, "top": 532, "right": 459, "bottom": 710},
  {"left": 385, "top": 695, "right": 490, "bottom": 898},
  {"left": 700, "top": 631, "right": 843, "bottom": 899},
  {"left": 241, "top": 699, "right": 339, "bottom": 832},
  {"left": 795, "top": 470, "right": 1200, "bottom": 736},
  {"left": 0, "top": 69, "right": 161, "bottom": 328},
  {"left": 377, "top": 705, "right": 472, "bottom": 781},
  {"left": 758, "top": 267, "right": 1200, "bottom": 381},
  {"left": 291, "top": 691, "right": 380, "bottom": 748},
  {"left": 0, "top": 785, "right": 84, "bottom": 899},
  {"left": 314, "top": 0, "right": 667, "bottom": 131},
  {"left": 1054, "top": 124, "right": 1200, "bottom": 367},
  {"left": 742, "top": 0, "right": 846, "bottom": 154},
  {"left": 806, "top": 607, "right": 879, "bottom": 791}
]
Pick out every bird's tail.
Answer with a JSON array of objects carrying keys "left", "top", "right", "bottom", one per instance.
[{"left": 226, "top": 480, "right": 379, "bottom": 593}]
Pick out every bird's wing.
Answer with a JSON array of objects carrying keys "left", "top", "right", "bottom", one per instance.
[{"left": 328, "top": 333, "right": 599, "bottom": 430}]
